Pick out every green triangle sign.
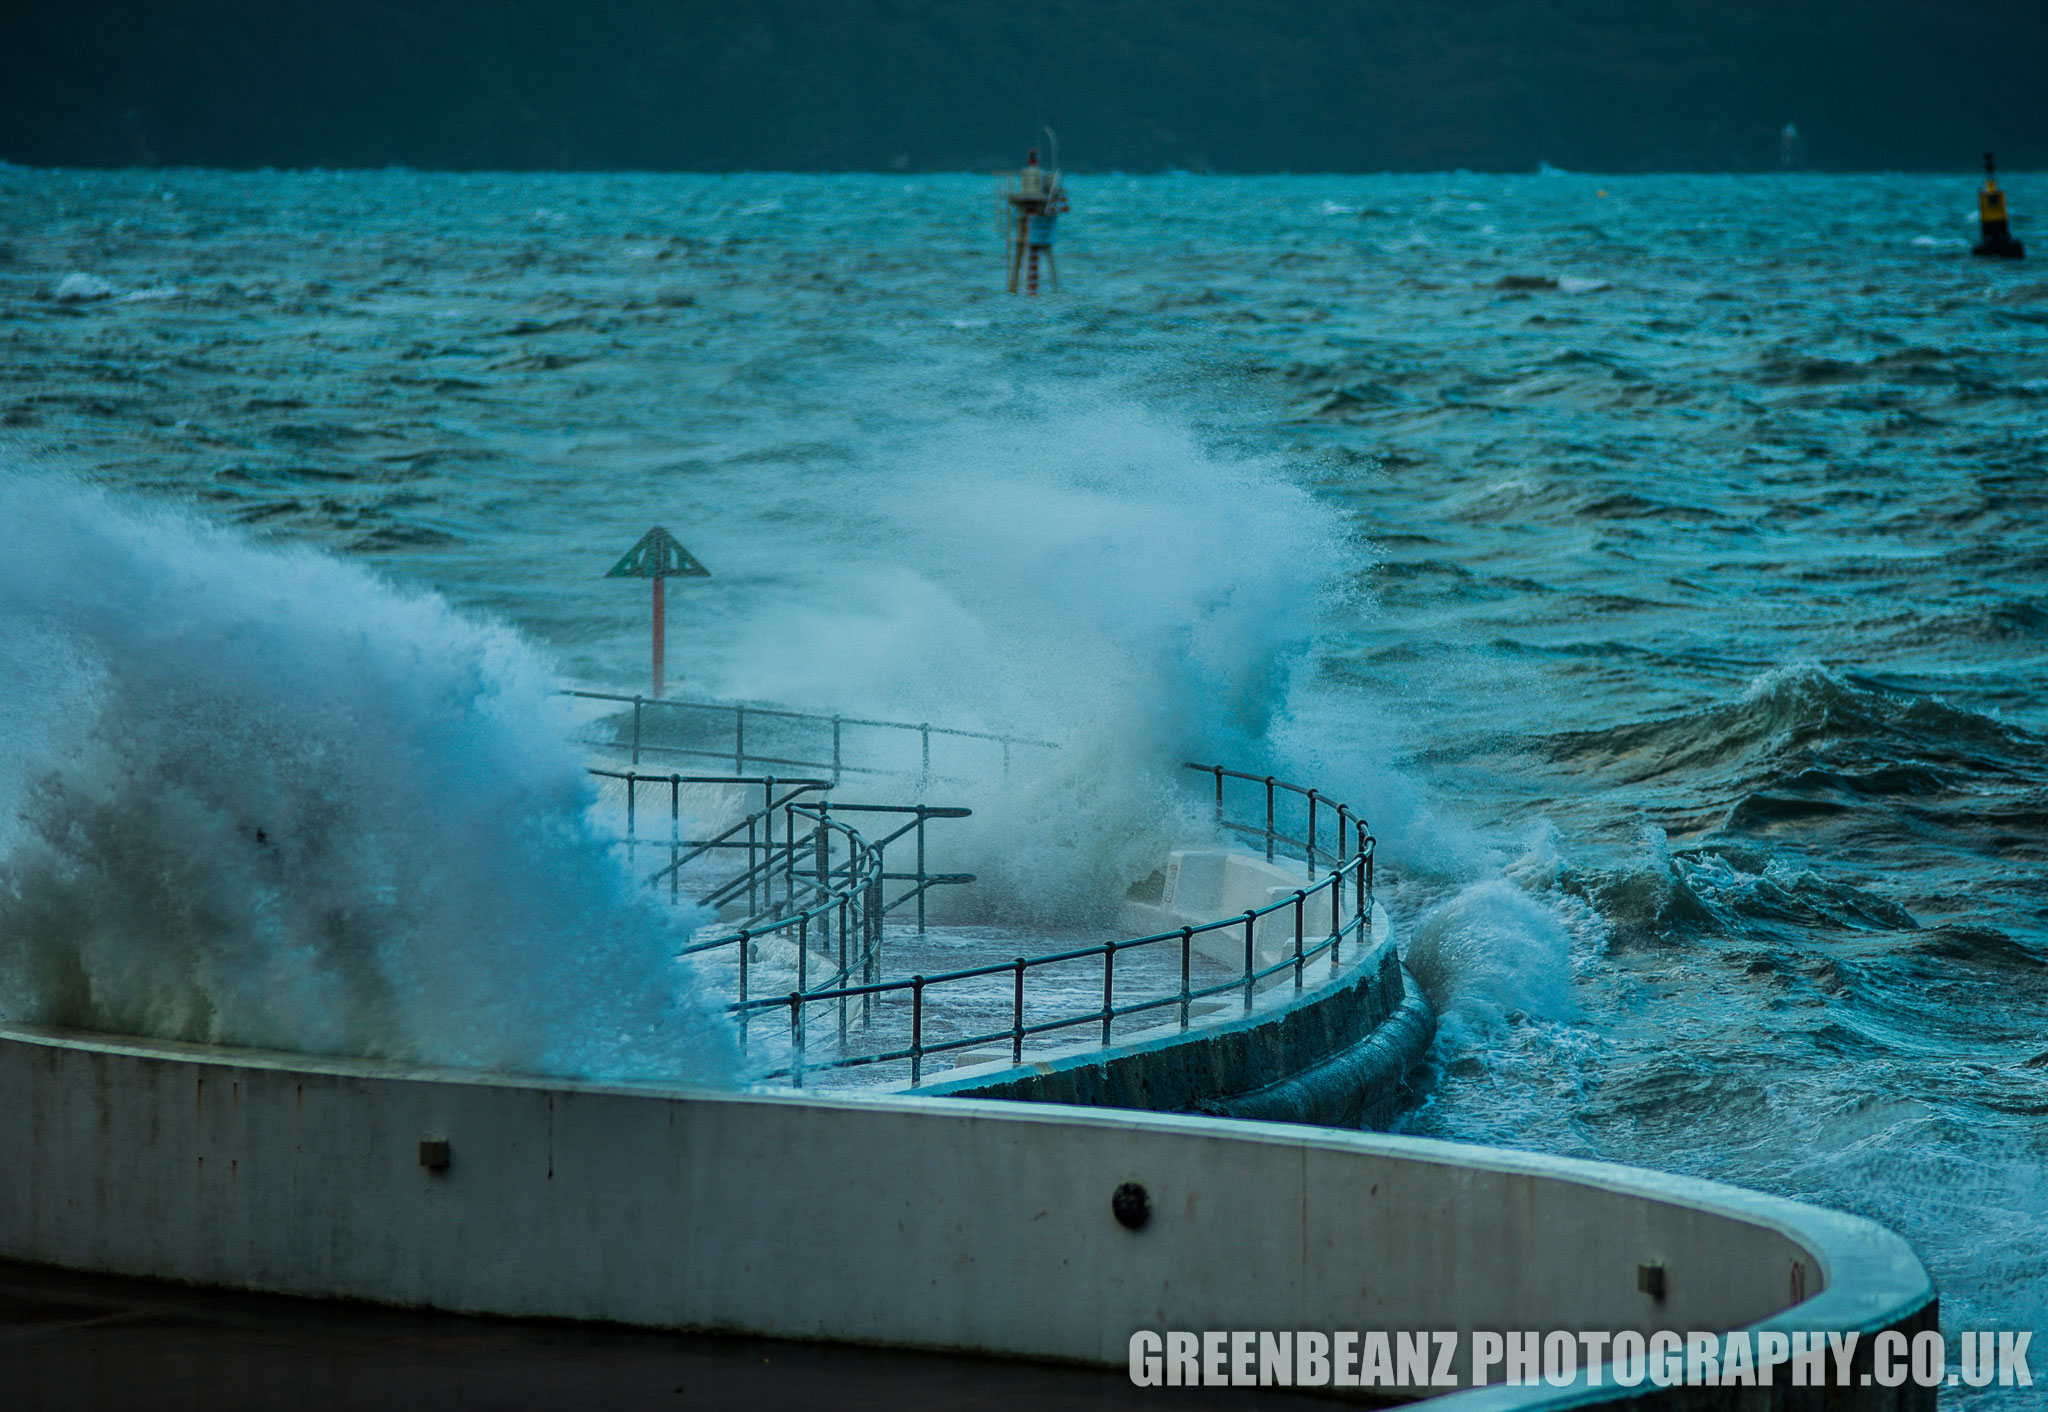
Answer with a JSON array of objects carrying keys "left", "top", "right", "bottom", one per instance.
[{"left": 605, "top": 526, "right": 710, "bottom": 579}]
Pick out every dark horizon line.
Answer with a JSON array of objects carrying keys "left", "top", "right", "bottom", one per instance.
[{"left": 2, "top": 160, "right": 2025, "bottom": 179}]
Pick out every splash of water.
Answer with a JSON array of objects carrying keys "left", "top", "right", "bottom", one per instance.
[
  {"left": 699, "top": 394, "right": 1356, "bottom": 922},
  {"left": 0, "top": 474, "right": 736, "bottom": 1084}
]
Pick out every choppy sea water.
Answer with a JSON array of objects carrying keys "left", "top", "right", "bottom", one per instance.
[{"left": 4, "top": 168, "right": 2046, "bottom": 1401}]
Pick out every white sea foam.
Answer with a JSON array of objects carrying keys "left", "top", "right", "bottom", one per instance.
[
  {"left": 52, "top": 273, "right": 116, "bottom": 302},
  {"left": 0, "top": 474, "right": 736, "bottom": 1084},
  {"left": 1406, "top": 877, "right": 1584, "bottom": 1031},
  {"left": 696, "top": 394, "right": 1351, "bottom": 922}
]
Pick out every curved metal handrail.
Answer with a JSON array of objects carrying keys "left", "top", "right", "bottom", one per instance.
[{"left": 737, "top": 763, "right": 1378, "bottom": 1087}]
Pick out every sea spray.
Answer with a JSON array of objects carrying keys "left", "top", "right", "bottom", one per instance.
[
  {"left": 0, "top": 475, "right": 736, "bottom": 1083},
  {"left": 701, "top": 395, "right": 1354, "bottom": 923}
]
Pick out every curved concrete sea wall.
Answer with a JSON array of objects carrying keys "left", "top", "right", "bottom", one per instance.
[
  {"left": 0, "top": 1024, "right": 1931, "bottom": 1407},
  {"left": 918, "top": 906, "right": 1436, "bottom": 1129}
]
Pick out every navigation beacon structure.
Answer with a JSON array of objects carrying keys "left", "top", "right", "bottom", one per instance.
[
  {"left": 1974, "top": 152, "right": 2026, "bottom": 259},
  {"left": 1004, "top": 142, "right": 1068, "bottom": 295}
]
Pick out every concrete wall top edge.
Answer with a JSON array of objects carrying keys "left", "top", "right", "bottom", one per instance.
[{"left": 0, "top": 1018, "right": 1929, "bottom": 1358}]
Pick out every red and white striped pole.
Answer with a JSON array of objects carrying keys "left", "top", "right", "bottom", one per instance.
[{"left": 651, "top": 574, "right": 665, "bottom": 698}]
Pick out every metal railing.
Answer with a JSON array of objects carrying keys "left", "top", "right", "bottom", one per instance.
[
  {"left": 732, "top": 763, "right": 1377, "bottom": 1088},
  {"left": 567, "top": 690, "right": 1059, "bottom": 785},
  {"left": 590, "top": 770, "right": 977, "bottom": 1025}
]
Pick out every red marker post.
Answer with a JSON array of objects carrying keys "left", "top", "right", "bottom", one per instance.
[{"left": 605, "top": 526, "right": 709, "bottom": 698}]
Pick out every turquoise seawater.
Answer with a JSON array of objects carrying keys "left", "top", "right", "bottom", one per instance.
[{"left": 4, "top": 168, "right": 2046, "bottom": 1400}]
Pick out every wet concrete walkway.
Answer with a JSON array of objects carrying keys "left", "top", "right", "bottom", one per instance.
[{"left": 1, "top": 1259, "right": 1313, "bottom": 1412}]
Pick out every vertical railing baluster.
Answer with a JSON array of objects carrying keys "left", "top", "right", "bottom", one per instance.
[
  {"left": 631, "top": 695, "right": 642, "bottom": 766},
  {"left": 815, "top": 802, "right": 830, "bottom": 903},
  {"left": 916, "top": 809, "right": 928, "bottom": 935},
  {"left": 1294, "top": 889, "right": 1306, "bottom": 989},
  {"left": 734, "top": 705, "right": 746, "bottom": 773},
  {"left": 762, "top": 777, "right": 775, "bottom": 911},
  {"left": 669, "top": 774, "right": 681, "bottom": 899},
  {"left": 789, "top": 992, "right": 803, "bottom": 1089},
  {"left": 832, "top": 716, "right": 843, "bottom": 786},
  {"left": 797, "top": 914, "right": 808, "bottom": 994},
  {"left": 1264, "top": 776, "right": 1276, "bottom": 862},
  {"left": 625, "top": 775, "right": 637, "bottom": 873},
  {"left": 738, "top": 928, "right": 751, "bottom": 1004},
  {"left": 1212, "top": 766, "right": 1224, "bottom": 827},
  {"left": 1180, "top": 927, "right": 1193, "bottom": 1029},
  {"left": 1243, "top": 910, "right": 1257, "bottom": 1011},
  {"left": 1012, "top": 957, "right": 1026, "bottom": 1063},
  {"left": 1306, "top": 791, "right": 1318, "bottom": 879},
  {"left": 1101, "top": 942, "right": 1116, "bottom": 1044},
  {"left": 920, "top": 723, "right": 931, "bottom": 786},
  {"left": 1356, "top": 821, "right": 1367, "bottom": 920},
  {"left": 910, "top": 975, "right": 926, "bottom": 1085}
]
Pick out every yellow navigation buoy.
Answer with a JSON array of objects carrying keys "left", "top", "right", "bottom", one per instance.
[{"left": 1974, "top": 153, "right": 2026, "bottom": 259}]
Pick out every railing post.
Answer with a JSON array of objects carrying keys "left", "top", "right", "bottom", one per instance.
[
  {"left": 669, "top": 774, "right": 681, "bottom": 899},
  {"left": 1306, "top": 791, "right": 1318, "bottom": 879},
  {"left": 1101, "top": 942, "right": 1116, "bottom": 1045},
  {"left": 1333, "top": 868, "right": 1346, "bottom": 968},
  {"left": 910, "top": 975, "right": 926, "bottom": 1086},
  {"left": 1357, "top": 821, "right": 1368, "bottom": 918},
  {"left": 747, "top": 815, "right": 758, "bottom": 915},
  {"left": 1212, "top": 766, "right": 1224, "bottom": 826},
  {"left": 738, "top": 928, "right": 751, "bottom": 1004},
  {"left": 838, "top": 898, "right": 849, "bottom": 1048},
  {"left": 1294, "top": 889, "right": 1306, "bottom": 989},
  {"left": 789, "top": 992, "right": 803, "bottom": 1089},
  {"left": 797, "top": 914, "right": 808, "bottom": 993},
  {"left": 734, "top": 706, "right": 746, "bottom": 773},
  {"left": 1243, "top": 910, "right": 1257, "bottom": 1011},
  {"left": 625, "top": 775, "right": 637, "bottom": 873},
  {"left": 783, "top": 798, "right": 796, "bottom": 908},
  {"left": 864, "top": 876, "right": 879, "bottom": 1027},
  {"left": 916, "top": 810, "right": 928, "bottom": 935},
  {"left": 832, "top": 716, "right": 843, "bottom": 786},
  {"left": 1179, "top": 927, "right": 1193, "bottom": 1029},
  {"left": 815, "top": 802, "right": 830, "bottom": 899},
  {"left": 631, "top": 695, "right": 642, "bottom": 766},
  {"left": 1012, "top": 957, "right": 1027, "bottom": 1063},
  {"left": 920, "top": 724, "right": 931, "bottom": 788},
  {"left": 763, "top": 776, "right": 776, "bottom": 910},
  {"left": 1264, "top": 776, "right": 1276, "bottom": 863}
]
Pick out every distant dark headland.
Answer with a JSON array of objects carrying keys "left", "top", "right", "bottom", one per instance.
[{"left": 5, "top": 0, "right": 2044, "bottom": 173}]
